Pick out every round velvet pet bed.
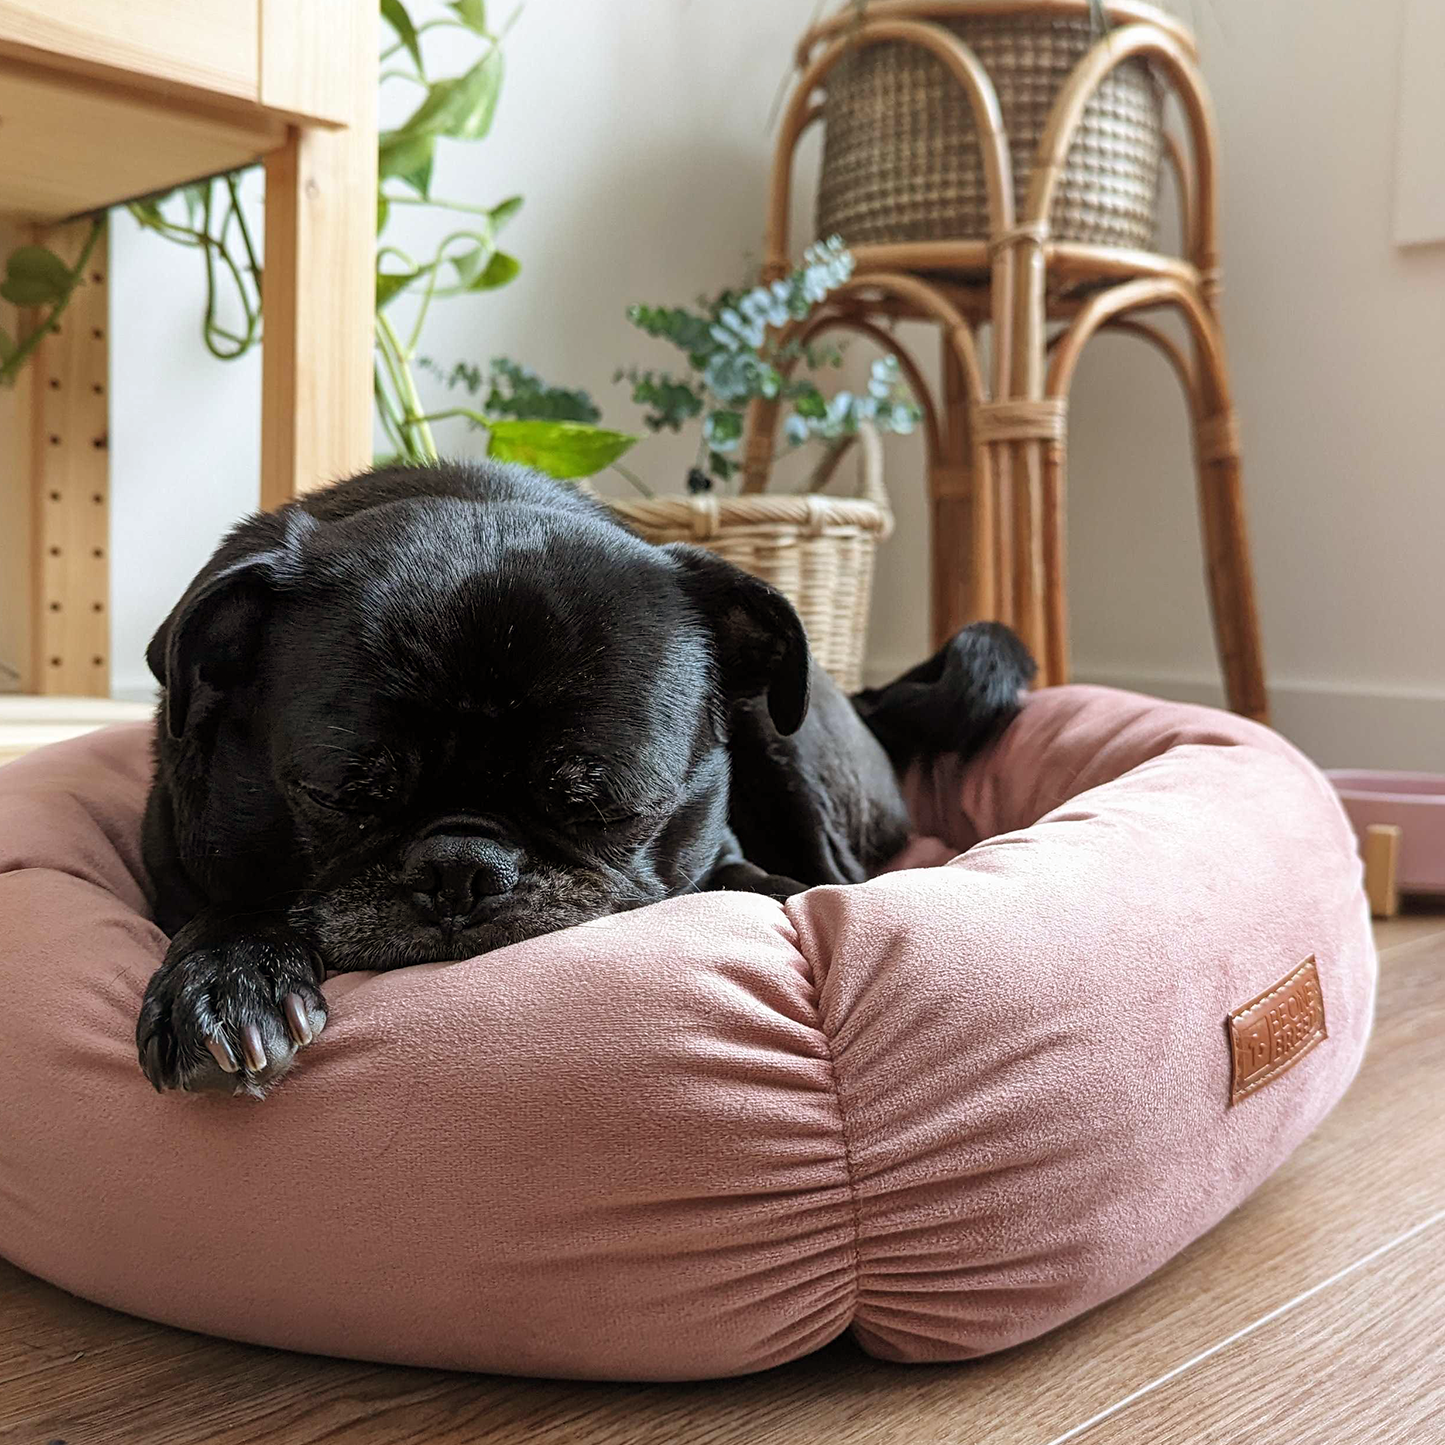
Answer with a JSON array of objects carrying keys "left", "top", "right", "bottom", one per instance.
[{"left": 0, "top": 685, "right": 1374, "bottom": 1380}]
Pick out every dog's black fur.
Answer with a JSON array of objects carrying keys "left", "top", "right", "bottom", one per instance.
[{"left": 137, "top": 462, "right": 1034, "bottom": 1094}]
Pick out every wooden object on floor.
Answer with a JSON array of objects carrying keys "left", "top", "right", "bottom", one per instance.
[
  {"left": 2, "top": 910, "right": 1440, "bottom": 1444},
  {"left": 745, "top": 0, "right": 1268, "bottom": 722},
  {"left": 1363, "top": 823, "right": 1403, "bottom": 920},
  {"left": 0, "top": 0, "right": 376, "bottom": 696}
]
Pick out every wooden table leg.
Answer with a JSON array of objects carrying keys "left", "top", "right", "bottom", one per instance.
[
  {"left": 0, "top": 218, "right": 34, "bottom": 694},
  {"left": 25, "top": 218, "right": 110, "bottom": 697},
  {"left": 259, "top": 1, "right": 377, "bottom": 509}
]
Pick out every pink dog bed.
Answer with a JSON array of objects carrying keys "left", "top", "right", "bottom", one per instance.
[{"left": 0, "top": 686, "right": 1374, "bottom": 1379}]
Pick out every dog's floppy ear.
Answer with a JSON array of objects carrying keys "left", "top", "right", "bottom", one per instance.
[
  {"left": 147, "top": 510, "right": 315, "bottom": 740},
  {"left": 666, "top": 544, "right": 811, "bottom": 734}
]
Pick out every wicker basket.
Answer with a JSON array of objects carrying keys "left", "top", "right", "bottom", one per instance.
[
  {"left": 606, "top": 430, "right": 893, "bottom": 693},
  {"left": 816, "top": 6, "right": 1164, "bottom": 253}
]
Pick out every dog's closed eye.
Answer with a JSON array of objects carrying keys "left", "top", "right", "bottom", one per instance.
[
  {"left": 291, "top": 779, "right": 387, "bottom": 817},
  {"left": 544, "top": 760, "right": 672, "bottom": 833}
]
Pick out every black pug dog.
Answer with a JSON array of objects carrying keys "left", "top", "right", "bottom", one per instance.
[{"left": 137, "top": 462, "right": 1034, "bottom": 1094}]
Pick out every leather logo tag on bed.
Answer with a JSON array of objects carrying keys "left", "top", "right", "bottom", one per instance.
[{"left": 1227, "top": 957, "right": 1328, "bottom": 1106}]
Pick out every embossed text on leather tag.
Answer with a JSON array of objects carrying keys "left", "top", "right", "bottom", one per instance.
[{"left": 1227, "top": 957, "right": 1327, "bottom": 1106}]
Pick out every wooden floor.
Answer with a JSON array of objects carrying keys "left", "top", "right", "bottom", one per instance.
[{"left": 2, "top": 911, "right": 1442, "bottom": 1445}]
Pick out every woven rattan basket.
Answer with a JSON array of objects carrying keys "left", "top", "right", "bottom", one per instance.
[
  {"left": 606, "top": 430, "right": 892, "bottom": 693},
  {"left": 816, "top": 5, "right": 1164, "bottom": 252}
]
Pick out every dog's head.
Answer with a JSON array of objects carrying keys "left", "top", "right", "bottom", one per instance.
[{"left": 149, "top": 471, "right": 809, "bottom": 969}]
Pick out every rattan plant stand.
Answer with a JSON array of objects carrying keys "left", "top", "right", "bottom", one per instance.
[{"left": 743, "top": 0, "right": 1268, "bottom": 721}]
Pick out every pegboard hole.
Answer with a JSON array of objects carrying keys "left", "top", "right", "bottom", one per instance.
[
  {"left": 92, "top": 656, "right": 105, "bottom": 667},
  {"left": 92, "top": 492, "right": 104, "bottom": 504},
  {"left": 48, "top": 601, "right": 61, "bottom": 613},
  {"left": 92, "top": 602, "right": 104, "bottom": 613},
  {"left": 48, "top": 490, "right": 60, "bottom": 502},
  {"left": 48, "top": 546, "right": 61, "bottom": 558},
  {"left": 49, "top": 657, "right": 61, "bottom": 668},
  {"left": 92, "top": 328, "right": 104, "bottom": 341},
  {"left": 91, "top": 547, "right": 104, "bottom": 559},
  {"left": 92, "top": 384, "right": 104, "bottom": 396},
  {"left": 48, "top": 378, "right": 60, "bottom": 391},
  {"left": 48, "top": 434, "right": 60, "bottom": 446}
]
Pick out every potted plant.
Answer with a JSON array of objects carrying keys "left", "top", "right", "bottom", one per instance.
[{"left": 602, "top": 237, "right": 918, "bottom": 691}]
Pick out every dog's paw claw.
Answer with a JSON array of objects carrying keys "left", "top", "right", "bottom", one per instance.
[
  {"left": 206, "top": 1035, "right": 240, "bottom": 1074},
  {"left": 239, "top": 1022, "right": 268, "bottom": 1072},
  {"left": 283, "top": 992, "right": 314, "bottom": 1046},
  {"left": 136, "top": 933, "right": 328, "bottom": 1096}
]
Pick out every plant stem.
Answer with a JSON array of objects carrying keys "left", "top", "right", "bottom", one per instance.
[
  {"left": 609, "top": 461, "right": 654, "bottom": 498},
  {"left": 382, "top": 194, "right": 506, "bottom": 219},
  {"left": 373, "top": 322, "right": 418, "bottom": 457},
  {"left": 226, "top": 173, "right": 262, "bottom": 287},
  {"left": 376, "top": 311, "right": 437, "bottom": 460},
  {"left": 406, "top": 248, "right": 446, "bottom": 356},
  {"left": 374, "top": 368, "right": 408, "bottom": 454},
  {"left": 380, "top": 15, "right": 475, "bottom": 62},
  {"left": 0, "top": 216, "right": 104, "bottom": 387},
  {"left": 377, "top": 243, "right": 422, "bottom": 273}
]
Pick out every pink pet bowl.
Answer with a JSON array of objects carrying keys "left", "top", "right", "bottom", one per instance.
[{"left": 1328, "top": 771, "right": 1445, "bottom": 895}]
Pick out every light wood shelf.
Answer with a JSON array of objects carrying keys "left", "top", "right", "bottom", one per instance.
[{"left": 0, "top": 0, "right": 376, "bottom": 701}]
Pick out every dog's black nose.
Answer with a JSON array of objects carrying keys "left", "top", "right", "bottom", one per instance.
[{"left": 402, "top": 834, "right": 521, "bottom": 925}]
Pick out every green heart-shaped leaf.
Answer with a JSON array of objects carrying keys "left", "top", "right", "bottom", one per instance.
[
  {"left": 376, "top": 265, "right": 425, "bottom": 308},
  {"left": 397, "top": 47, "right": 502, "bottom": 142},
  {"left": 489, "top": 195, "right": 523, "bottom": 230},
  {"left": 485, "top": 420, "right": 638, "bottom": 480},
  {"left": 0, "top": 246, "right": 73, "bottom": 306},
  {"left": 382, "top": 0, "right": 425, "bottom": 73},
  {"left": 449, "top": 0, "right": 488, "bottom": 34},
  {"left": 378, "top": 130, "right": 435, "bottom": 195},
  {"left": 469, "top": 250, "right": 519, "bottom": 290}
]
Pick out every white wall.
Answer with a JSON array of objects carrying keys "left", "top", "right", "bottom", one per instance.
[
  {"left": 1064, "top": 0, "right": 1445, "bottom": 768},
  {"left": 96, "top": 0, "right": 1445, "bottom": 767}
]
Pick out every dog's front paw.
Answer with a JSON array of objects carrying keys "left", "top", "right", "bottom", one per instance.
[
  {"left": 137, "top": 925, "right": 328, "bottom": 1096},
  {"left": 705, "top": 861, "right": 808, "bottom": 902}
]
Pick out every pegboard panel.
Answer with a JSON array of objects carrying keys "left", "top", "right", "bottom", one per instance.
[{"left": 29, "top": 216, "right": 109, "bottom": 696}]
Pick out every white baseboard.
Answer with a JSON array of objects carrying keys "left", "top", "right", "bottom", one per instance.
[{"left": 863, "top": 656, "right": 1445, "bottom": 773}]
